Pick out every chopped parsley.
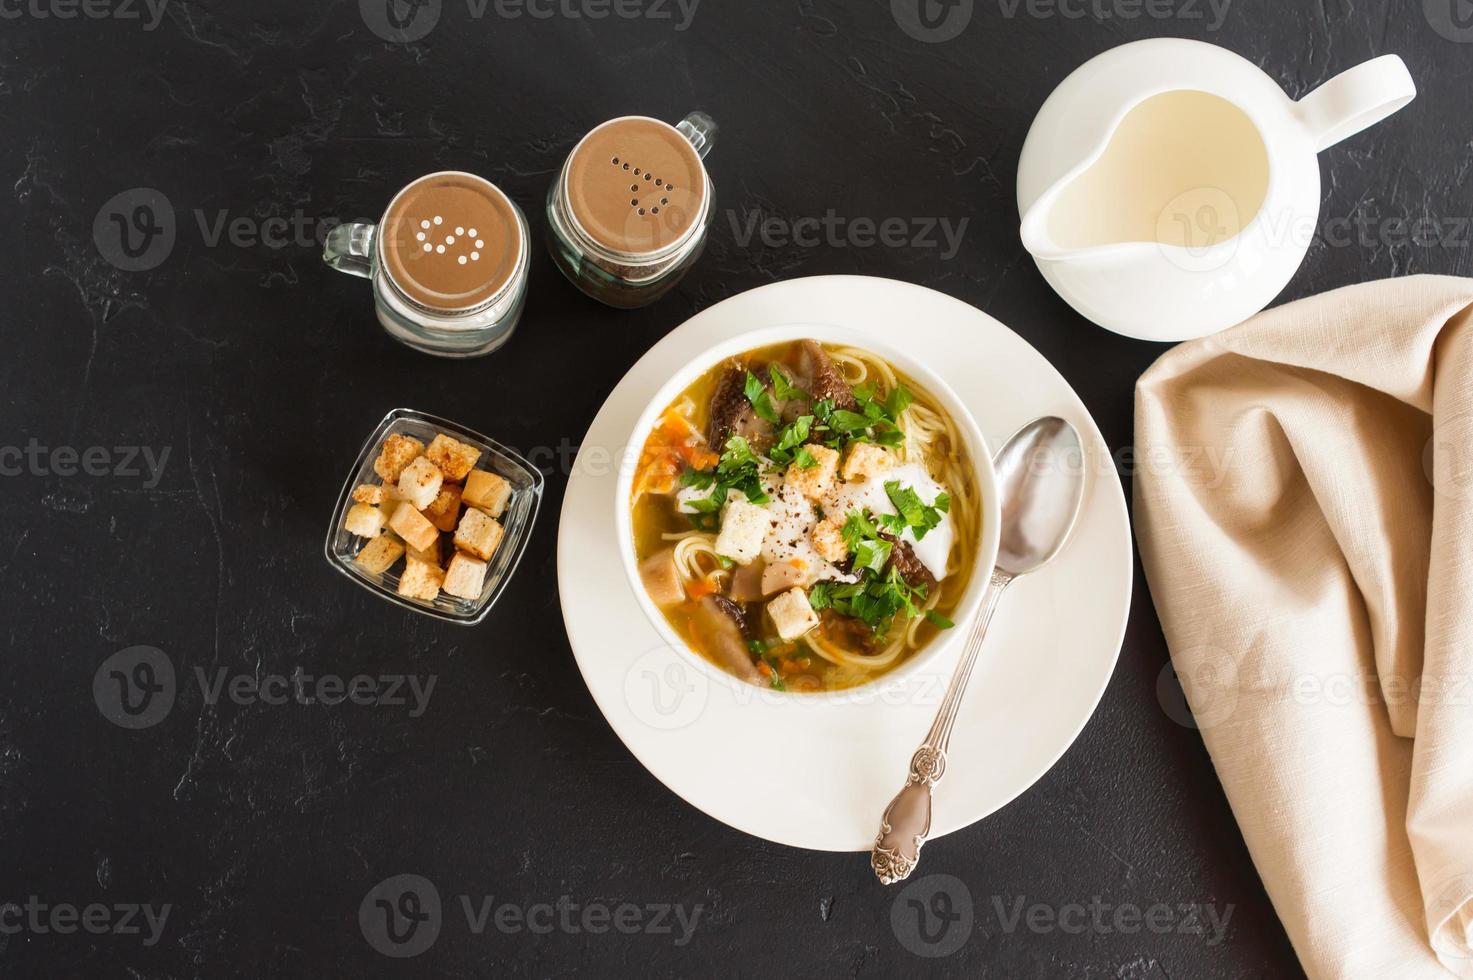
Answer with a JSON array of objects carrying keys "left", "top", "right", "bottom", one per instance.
[
  {"left": 883, "top": 481, "right": 947, "bottom": 542},
  {"left": 747, "top": 637, "right": 787, "bottom": 690},
  {"left": 810, "top": 567, "right": 929, "bottom": 637},
  {"left": 768, "top": 415, "right": 814, "bottom": 467},
  {"left": 925, "top": 609, "right": 956, "bottom": 629},
  {"left": 817, "top": 508, "right": 930, "bottom": 636},
  {"left": 810, "top": 384, "right": 911, "bottom": 452},
  {"left": 769, "top": 364, "right": 808, "bottom": 402},
  {"left": 680, "top": 435, "right": 770, "bottom": 530},
  {"left": 744, "top": 371, "right": 779, "bottom": 424},
  {"left": 852, "top": 537, "right": 893, "bottom": 575}
]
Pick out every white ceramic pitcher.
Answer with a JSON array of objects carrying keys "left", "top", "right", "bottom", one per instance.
[{"left": 1017, "top": 39, "right": 1416, "bottom": 342}]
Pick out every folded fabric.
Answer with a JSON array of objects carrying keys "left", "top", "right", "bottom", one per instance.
[{"left": 1134, "top": 276, "right": 1473, "bottom": 979}]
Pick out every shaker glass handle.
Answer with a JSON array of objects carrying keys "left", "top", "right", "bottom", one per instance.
[
  {"left": 676, "top": 111, "right": 718, "bottom": 159},
  {"left": 324, "top": 222, "right": 377, "bottom": 279},
  {"left": 1296, "top": 55, "right": 1416, "bottom": 153}
]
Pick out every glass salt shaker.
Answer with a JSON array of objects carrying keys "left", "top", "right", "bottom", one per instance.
[{"left": 324, "top": 171, "right": 530, "bottom": 358}]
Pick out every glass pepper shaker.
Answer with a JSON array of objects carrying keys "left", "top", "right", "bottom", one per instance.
[{"left": 546, "top": 111, "right": 717, "bottom": 309}]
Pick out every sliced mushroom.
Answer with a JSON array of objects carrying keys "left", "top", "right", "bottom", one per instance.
[
  {"left": 708, "top": 365, "right": 776, "bottom": 453},
  {"left": 638, "top": 548, "right": 685, "bottom": 607},
  {"left": 797, "top": 339, "right": 859, "bottom": 412},
  {"left": 691, "top": 596, "right": 762, "bottom": 685},
  {"left": 760, "top": 560, "right": 810, "bottom": 596},
  {"left": 883, "top": 534, "right": 937, "bottom": 588},
  {"left": 728, "top": 559, "right": 767, "bottom": 603}
]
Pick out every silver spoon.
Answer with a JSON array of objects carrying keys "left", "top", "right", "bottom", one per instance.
[{"left": 871, "top": 416, "right": 1086, "bottom": 885}]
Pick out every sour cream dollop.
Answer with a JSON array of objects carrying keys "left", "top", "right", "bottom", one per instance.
[{"left": 820, "top": 463, "right": 953, "bottom": 580}]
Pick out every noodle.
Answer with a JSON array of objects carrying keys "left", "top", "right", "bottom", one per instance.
[{"left": 665, "top": 531, "right": 729, "bottom": 591}]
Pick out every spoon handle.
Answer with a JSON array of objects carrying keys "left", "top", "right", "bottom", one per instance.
[{"left": 871, "top": 567, "right": 1014, "bottom": 885}]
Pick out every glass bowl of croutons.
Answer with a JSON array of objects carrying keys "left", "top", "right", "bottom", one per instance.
[{"left": 325, "top": 408, "right": 544, "bottom": 624}]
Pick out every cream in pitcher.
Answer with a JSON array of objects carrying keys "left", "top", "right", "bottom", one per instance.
[{"left": 1017, "top": 39, "right": 1416, "bottom": 342}]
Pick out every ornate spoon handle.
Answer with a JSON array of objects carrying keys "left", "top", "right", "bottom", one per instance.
[{"left": 871, "top": 567, "right": 1014, "bottom": 885}]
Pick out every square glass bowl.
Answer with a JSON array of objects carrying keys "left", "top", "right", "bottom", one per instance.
[{"left": 324, "top": 408, "right": 544, "bottom": 625}]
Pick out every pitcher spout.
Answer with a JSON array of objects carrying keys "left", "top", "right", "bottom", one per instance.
[{"left": 1019, "top": 189, "right": 1071, "bottom": 262}]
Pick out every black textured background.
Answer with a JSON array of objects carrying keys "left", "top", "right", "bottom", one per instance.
[{"left": 3, "top": 1, "right": 1468, "bottom": 976}]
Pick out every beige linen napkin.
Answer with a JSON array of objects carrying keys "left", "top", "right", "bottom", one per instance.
[{"left": 1134, "top": 275, "right": 1473, "bottom": 979}]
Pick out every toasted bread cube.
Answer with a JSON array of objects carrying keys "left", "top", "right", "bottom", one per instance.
[
  {"left": 842, "top": 443, "right": 891, "bottom": 482},
  {"left": 785, "top": 444, "right": 840, "bottom": 501},
  {"left": 454, "top": 507, "right": 504, "bottom": 561},
  {"left": 405, "top": 535, "right": 442, "bottom": 566},
  {"left": 387, "top": 501, "right": 440, "bottom": 552},
  {"left": 425, "top": 434, "right": 482, "bottom": 482},
  {"left": 811, "top": 517, "right": 848, "bottom": 563},
  {"left": 768, "top": 587, "right": 820, "bottom": 641},
  {"left": 715, "top": 498, "right": 770, "bottom": 564},
  {"left": 422, "top": 483, "right": 463, "bottom": 532},
  {"left": 638, "top": 548, "right": 685, "bottom": 607},
  {"left": 443, "top": 552, "right": 488, "bottom": 601},
  {"left": 397, "top": 556, "right": 445, "bottom": 601},
  {"left": 353, "top": 534, "right": 405, "bottom": 575},
  {"left": 343, "top": 503, "right": 387, "bottom": 538},
  {"left": 397, "top": 456, "right": 444, "bottom": 511},
  {"left": 351, "top": 483, "right": 401, "bottom": 506},
  {"left": 462, "top": 469, "right": 512, "bottom": 518},
  {"left": 373, "top": 434, "right": 424, "bottom": 483}
]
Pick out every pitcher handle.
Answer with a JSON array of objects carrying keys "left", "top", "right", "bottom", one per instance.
[
  {"left": 324, "top": 222, "right": 377, "bottom": 279},
  {"left": 676, "top": 110, "right": 717, "bottom": 160},
  {"left": 1296, "top": 55, "right": 1416, "bottom": 153}
]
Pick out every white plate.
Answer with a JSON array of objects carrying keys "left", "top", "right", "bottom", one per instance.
[{"left": 557, "top": 276, "right": 1132, "bottom": 851}]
